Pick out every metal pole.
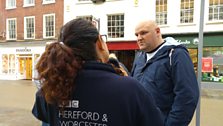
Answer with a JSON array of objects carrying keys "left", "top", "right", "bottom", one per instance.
[{"left": 196, "top": 0, "right": 205, "bottom": 126}]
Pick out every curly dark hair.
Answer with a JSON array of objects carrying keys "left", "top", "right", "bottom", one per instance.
[{"left": 36, "top": 18, "right": 99, "bottom": 107}]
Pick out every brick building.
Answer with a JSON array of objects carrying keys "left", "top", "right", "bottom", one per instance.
[{"left": 0, "top": 0, "right": 64, "bottom": 80}]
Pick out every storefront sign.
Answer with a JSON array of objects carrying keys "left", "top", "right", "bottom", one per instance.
[
  {"left": 16, "top": 47, "right": 31, "bottom": 52},
  {"left": 202, "top": 57, "right": 213, "bottom": 72},
  {"left": 176, "top": 38, "right": 199, "bottom": 45}
]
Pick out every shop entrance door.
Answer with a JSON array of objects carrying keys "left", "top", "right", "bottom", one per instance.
[{"left": 17, "top": 55, "right": 32, "bottom": 80}]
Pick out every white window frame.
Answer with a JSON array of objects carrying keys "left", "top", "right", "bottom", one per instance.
[
  {"left": 6, "top": 0, "right": 16, "bottom": 9},
  {"left": 76, "top": 15, "right": 93, "bottom": 21},
  {"left": 180, "top": 0, "right": 194, "bottom": 24},
  {"left": 24, "top": 16, "right": 35, "bottom": 39},
  {"left": 43, "top": 13, "right": 55, "bottom": 38},
  {"left": 42, "top": 0, "right": 55, "bottom": 5},
  {"left": 107, "top": 14, "right": 125, "bottom": 39},
  {"left": 6, "top": 18, "right": 17, "bottom": 40},
  {"left": 208, "top": 0, "right": 223, "bottom": 22},
  {"left": 156, "top": 0, "right": 168, "bottom": 25},
  {"left": 23, "top": 0, "right": 35, "bottom": 7}
]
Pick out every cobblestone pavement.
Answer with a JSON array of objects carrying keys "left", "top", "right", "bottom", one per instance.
[{"left": 0, "top": 80, "right": 223, "bottom": 126}]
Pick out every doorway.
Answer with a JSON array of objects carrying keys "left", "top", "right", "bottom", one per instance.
[{"left": 17, "top": 55, "right": 32, "bottom": 80}]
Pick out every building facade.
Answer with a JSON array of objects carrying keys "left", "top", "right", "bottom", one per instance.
[
  {"left": 0, "top": 0, "right": 64, "bottom": 80},
  {"left": 0, "top": 0, "right": 223, "bottom": 83},
  {"left": 64, "top": 0, "right": 223, "bottom": 83}
]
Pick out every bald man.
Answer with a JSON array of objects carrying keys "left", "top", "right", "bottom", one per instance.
[{"left": 131, "top": 20, "right": 199, "bottom": 126}]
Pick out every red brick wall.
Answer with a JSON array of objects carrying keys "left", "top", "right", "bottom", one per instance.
[
  {"left": 0, "top": 0, "right": 6, "bottom": 40},
  {"left": 1, "top": 0, "right": 64, "bottom": 41}
]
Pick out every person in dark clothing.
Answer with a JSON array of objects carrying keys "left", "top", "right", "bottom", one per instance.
[
  {"left": 32, "top": 18, "right": 164, "bottom": 126},
  {"left": 108, "top": 53, "right": 130, "bottom": 76},
  {"left": 132, "top": 20, "right": 199, "bottom": 126}
]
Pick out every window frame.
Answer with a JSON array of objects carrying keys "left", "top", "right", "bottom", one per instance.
[
  {"left": 6, "top": 18, "right": 17, "bottom": 40},
  {"left": 180, "top": 0, "right": 194, "bottom": 24},
  {"left": 156, "top": 0, "right": 168, "bottom": 25},
  {"left": 23, "top": 0, "right": 35, "bottom": 7},
  {"left": 76, "top": 15, "right": 93, "bottom": 21},
  {"left": 107, "top": 14, "right": 125, "bottom": 39},
  {"left": 43, "top": 13, "right": 55, "bottom": 39},
  {"left": 24, "top": 16, "right": 35, "bottom": 39},
  {"left": 208, "top": 0, "right": 223, "bottom": 22},
  {"left": 6, "top": 0, "right": 16, "bottom": 9},
  {"left": 42, "top": 0, "right": 55, "bottom": 5}
]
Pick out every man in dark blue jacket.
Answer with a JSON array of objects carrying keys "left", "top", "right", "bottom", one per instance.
[{"left": 132, "top": 20, "right": 199, "bottom": 126}]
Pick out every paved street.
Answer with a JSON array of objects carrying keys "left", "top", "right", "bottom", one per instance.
[
  {"left": 0, "top": 80, "right": 41, "bottom": 126},
  {"left": 0, "top": 80, "right": 223, "bottom": 126}
]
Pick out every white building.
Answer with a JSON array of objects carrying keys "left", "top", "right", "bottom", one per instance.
[{"left": 63, "top": 0, "right": 223, "bottom": 83}]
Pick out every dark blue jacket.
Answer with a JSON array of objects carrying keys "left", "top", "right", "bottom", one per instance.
[
  {"left": 32, "top": 61, "right": 164, "bottom": 126},
  {"left": 131, "top": 37, "right": 199, "bottom": 126}
]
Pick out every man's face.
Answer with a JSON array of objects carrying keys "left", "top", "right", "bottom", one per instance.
[{"left": 135, "top": 23, "right": 158, "bottom": 52}]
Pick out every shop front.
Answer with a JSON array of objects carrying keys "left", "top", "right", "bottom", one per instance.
[
  {"left": 164, "top": 32, "right": 223, "bottom": 84},
  {"left": 0, "top": 42, "right": 45, "bottom": 80},
  {"left": 106, "top": 41, "right": 138, "bottom": 72},
  {"left": 106, "top": 32, "right": 223, "bottom": 84}
]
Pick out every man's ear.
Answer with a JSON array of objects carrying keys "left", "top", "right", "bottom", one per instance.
[{"left": 156, "top": 27, "right": 161, "bottom": 34}]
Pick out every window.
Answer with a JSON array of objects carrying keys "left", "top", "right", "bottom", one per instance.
[
  {"left": 23, "top": 0, "right": 34, "bottom": 7},
  {"left": 107, "top": 14, "right": 124, "bottom": 38},
  {"left": 202, "top": 47, "right": 223, "bottom": 83},
  {"left": 24, "top": 16, "right": 35, "bottom": 39},
  {"left": 42, "top": 0, "right": 55, "bottom": 4},
  {"left": 9, "top": 54, "right": 16, "bottom": 74},
  {"left": 6, "top": 0, "right": 16, "bottom": 9},
  {"left": 156, "top": 0, "right": 167, "bottom": 25},
  {"left": 77, "top": 15, "right": 93, "bottom": 21},
  {"left": 180, "top": 0, "right": 194, "bottom": 23},
  {"left": 209, "top": 0, "right": 223, "bottom": 21},
  {"left": 2, "top": 54, "right": 8, "bottom": 74},
  {"left": 43, "top": 14, "right": 55, "bottom": 38},
  {"left": 6, "top": 18, "right": 16, "bottom": 40}
]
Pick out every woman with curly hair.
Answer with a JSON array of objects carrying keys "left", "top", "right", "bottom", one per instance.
[{"left": 32, "top": 18, "right": 164, "bottom": 126}]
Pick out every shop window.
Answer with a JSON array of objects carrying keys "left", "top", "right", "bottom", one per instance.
[
  {"left": 107, "top": 14, "right": 125, "bottom": 38},
  {"left": 9, "top": 54, "right": 15, "bottom": 74},
  {"left": 188, "top": 48, "right": 198, "bottom": 73},
  {"left": 156, "top": 0, "right": 167, "bottom": 25},
  {"left": 2, "top": 54, "right": 8, "bottom": 74},
  {"left": 202, "top": 47, "right": 223, "bottom": 83},
  {"left": 1, "top": 54, "right": 15, "bottom": 74}
]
